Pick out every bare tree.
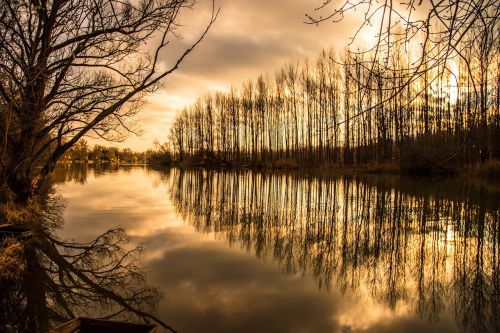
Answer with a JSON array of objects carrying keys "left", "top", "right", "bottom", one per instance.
[
  {"left": 0, "top": 0, "right": 218, "bottom": 203},
  {"left": 306, "top": 1, "right": 498, "bottom": 81},
  {"left": 168, "top": 34, "right": 499, "bottom": 170},
  {"left": 306, "top": 1, "right": 499, "bottom": 156}
]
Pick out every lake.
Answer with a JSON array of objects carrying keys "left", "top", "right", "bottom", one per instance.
[{"left": 52, "top": 164, "right": 500, "bottom": 333}]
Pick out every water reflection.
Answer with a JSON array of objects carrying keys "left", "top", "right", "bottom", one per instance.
[
  {"left": 50, "top": 163, "right": 146, "bottom": 185},
  {"left": 169, "top": 169, "right": 500, "bottom": 333},
  {"left": 7, "top": 165, "right": 498, "bottom": 333},
  {"left": 0, "top": 195, "right": 172, "bottom": 332}
]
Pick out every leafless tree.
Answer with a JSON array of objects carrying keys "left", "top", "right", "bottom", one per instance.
[
  {"left": 168, "top": 47, "right": 497, "bottom": 169},
  {"left": 306, "top": 1, "right": 498, "bottom": 84},
  {"left": 0, "top": 0, "right": 218, "bottom": 203},
  {"left": 306, "top": 1, "right": 499, "bottom": 158}
]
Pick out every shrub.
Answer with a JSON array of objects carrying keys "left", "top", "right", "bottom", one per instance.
[{"left": 474, "top": 160, "right": 500, "bottom": 178}]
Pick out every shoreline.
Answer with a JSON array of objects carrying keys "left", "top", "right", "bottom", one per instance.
[{"left": 57, "top": 159, "right": 500, "bottom": 181}]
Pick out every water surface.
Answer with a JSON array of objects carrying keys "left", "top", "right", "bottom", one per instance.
[{"left": 53, "top": 165, "right": 500, "bottom": 333}]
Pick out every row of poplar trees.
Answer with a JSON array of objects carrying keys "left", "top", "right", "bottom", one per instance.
[{"left": 169, "top": 45, "right": 500, "bottom": 168}]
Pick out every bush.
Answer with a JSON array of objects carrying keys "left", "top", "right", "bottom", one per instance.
[
  {"left": 474, "top": 160, "right": 500, "bottom": 178},
  {"left": 400, "top": 136, "right": 459, "bottom": 176},
  {"left": 271, "top": 158, "right": 300, "bottom": 169},
  {"left": 0, "top": 238, "right": 25, "bottom": 280}
]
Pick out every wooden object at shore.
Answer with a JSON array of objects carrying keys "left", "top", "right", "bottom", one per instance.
[{"left": 50, "top": 318, "right": 156, "bottom": 333}]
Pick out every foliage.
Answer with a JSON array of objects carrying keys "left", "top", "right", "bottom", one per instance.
[
  {"left": 474, "top": 160, "right": 500, "bottom": 178},
  {"left": 0, "top": 238, "right": 24, "bottom": 280},
  {"left": 144, "top": 140, "right": 173, "bottom": 166}
]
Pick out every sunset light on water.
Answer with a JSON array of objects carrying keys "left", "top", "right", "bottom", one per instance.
[{"left": 0, "top": 0, "right": 498, "bottom": 332}]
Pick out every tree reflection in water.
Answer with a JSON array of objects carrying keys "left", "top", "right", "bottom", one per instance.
[
  {"left": 169, "top": 169, "right": 500, "bottom": 333},
  {"left": 0, "top": 194, "right": 174, "bottom": 333}
]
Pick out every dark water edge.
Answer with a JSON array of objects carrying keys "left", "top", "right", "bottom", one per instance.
[
  {"left": 14, "top": 164, "right": 500, "bottom": 332},
  {"left": 58, "top": 157, "right": 500, "bottom": 180}
]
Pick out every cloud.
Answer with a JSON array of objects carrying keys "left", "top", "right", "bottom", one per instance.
[{"left": 92, "top": 0, "right": 360, "bottom": 151}]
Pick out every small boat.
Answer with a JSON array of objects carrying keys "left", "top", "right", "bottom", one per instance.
[{"left": 49, "top": 318, "right": 156, "bottom": 333}]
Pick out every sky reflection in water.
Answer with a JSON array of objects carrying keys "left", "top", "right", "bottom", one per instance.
[{"left": 53, "top": 165, "right": 499, "bottom": 333}]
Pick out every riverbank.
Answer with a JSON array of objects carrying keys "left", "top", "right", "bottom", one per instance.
[
  {"left": 57, "top": 157, "right": 500, "bottom": 180},
  {"left": 170, "top": 157, "right": 500, "bottom": 179}
]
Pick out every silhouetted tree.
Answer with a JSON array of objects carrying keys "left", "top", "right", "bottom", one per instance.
[
  {"left": 168, "top": 43, "right": 499, "bottom": 170},
  {"left": 0, "top": 0, "right": 218, "bottom": 203}
]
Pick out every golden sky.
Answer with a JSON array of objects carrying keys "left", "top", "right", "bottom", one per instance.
[{"left": 107, "top": 0, "right": 362, "bottom": 151}]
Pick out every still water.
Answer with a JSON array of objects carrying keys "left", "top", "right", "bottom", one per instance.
[{"left": 52, "top": 165, "right": 500, "bottom": 333}]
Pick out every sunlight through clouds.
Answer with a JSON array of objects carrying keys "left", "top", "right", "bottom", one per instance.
[{"left": 110, "top": 0, "right": 357, "bottom": 151}]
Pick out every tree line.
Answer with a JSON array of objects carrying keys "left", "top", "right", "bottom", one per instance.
[
  {"left": 61, "top": 140, "right": 173, "bottom": 165},
  {"left": 169, "top": 41, "right": 499, "bottom": 172}
]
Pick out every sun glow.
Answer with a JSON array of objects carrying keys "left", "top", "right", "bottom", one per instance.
[
  {"left": 448, "top": 60, "right": 459, "bottom": 104},
  {"left": 429, "top": 60, "right": 460, "bottom": 105}
]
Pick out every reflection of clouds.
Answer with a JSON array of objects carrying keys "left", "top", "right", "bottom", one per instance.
[
  {"left": 142, "top": 229, "right": 459, "bottom": 333},
  {"left": 357, "top": 315, "right": 458, "bottom": 333},
  {"left": 56, "top": 166, "right": 471, "bottom": 333},
  {"left": 144, "top": 230, "right": 341, "bottom": 333},
  {"left": 336, "top": 299, "right": 457, "bottom": 333},
  {"left": 56, "top": 167, "right": 178, "bottom": 241}
]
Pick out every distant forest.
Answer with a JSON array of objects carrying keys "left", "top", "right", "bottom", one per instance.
[
  {"left": 168, "top": 46, "right": 500, "bottom": 173},
  {"left": 62, "top": 140, "right": 172, "bottom": 165}
]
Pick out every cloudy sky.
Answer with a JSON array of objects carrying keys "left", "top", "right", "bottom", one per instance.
[{"left": 113, "top": 0, "right": 364, "bottom": 151}]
